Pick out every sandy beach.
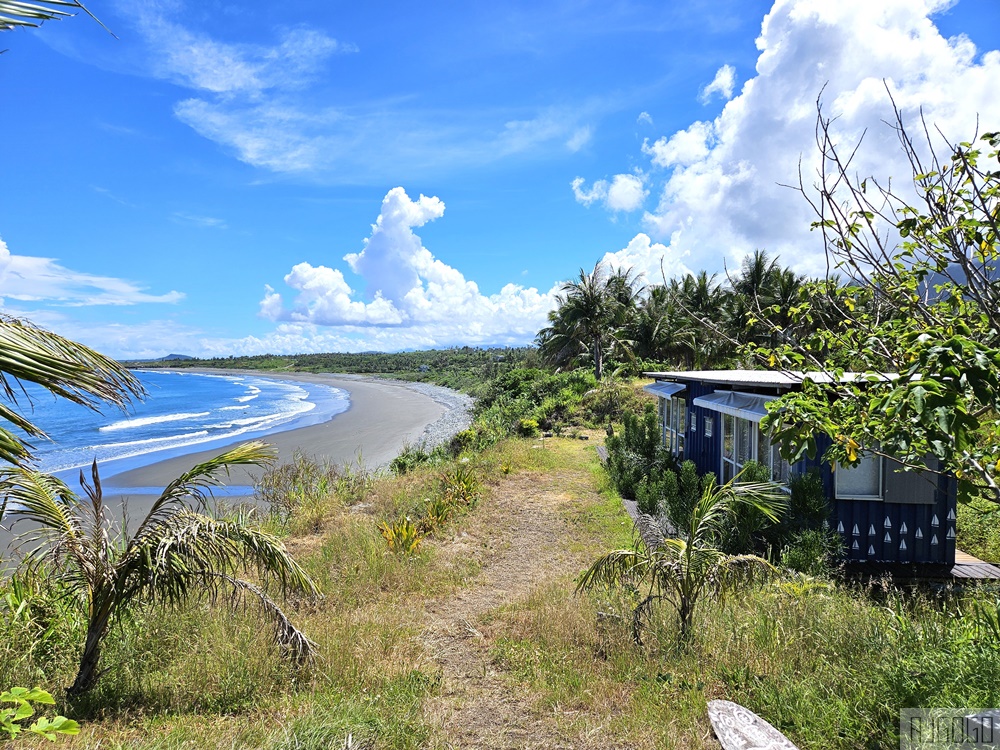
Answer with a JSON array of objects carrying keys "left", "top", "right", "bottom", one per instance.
[
  {"left": 105, "top": 370, "right": 470, "bottom": 488},
  {"left": 1, "top": 371, "right": 471, "bottom": 561}
]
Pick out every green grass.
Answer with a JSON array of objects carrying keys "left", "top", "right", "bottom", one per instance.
[
  {"left": 6, "top": 435, "right": 1000, "bottom": 748},
  {"left": 957, "top": 497, "right": 1000, "bottom": 562}
]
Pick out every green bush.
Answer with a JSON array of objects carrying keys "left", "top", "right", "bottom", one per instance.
[
  {"left": 719, "top": 460, "right": 781, "bottom": 555},
  {"left": 517, "top": 418, "right": 540, "bottom": 437},
  {"left": 781, "top": 528, "right": 843, "bottom": 576},
  {"left": 635, "top": 469, "right": 677, "bottom": 518},
  {"left": 605, "top": 403, "right": 667, "bottom": 499}
]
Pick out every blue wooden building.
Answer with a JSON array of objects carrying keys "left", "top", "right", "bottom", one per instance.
[{"left": 643, "top": 370, "right": 957, "bottom": 566}]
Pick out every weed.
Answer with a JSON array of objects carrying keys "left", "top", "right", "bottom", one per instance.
[
  {"left": 421, "top": 495, "right": 454, "bottom": 531},
  {"left": 440, "top": 462, "right": 482, "bottom": 507},
  {"left": 378, "top": 517, "right": 423, "bottom": 554}
]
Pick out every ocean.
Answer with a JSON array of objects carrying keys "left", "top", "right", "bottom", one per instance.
[{"left": 12, "top": 370, "right": 350, "bottom": 483}]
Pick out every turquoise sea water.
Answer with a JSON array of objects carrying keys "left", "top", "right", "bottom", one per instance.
[{"left": 13, "top": 370, "right": 350, "bottom": 482}]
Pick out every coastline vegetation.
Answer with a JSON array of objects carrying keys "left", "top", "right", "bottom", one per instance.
[{"left": 3, "top": 425, "right": 1000, "bottom": 748}]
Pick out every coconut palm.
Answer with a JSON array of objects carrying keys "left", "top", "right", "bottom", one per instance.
[
  {"left": 578, "top": 471, "right": 786, "bottom": 642},
  {"left": 0, "top": 316, "right": 143, "bottom": 466},
  {"left": 537, "top": 262, "right": 639, "bottom": 380},
  {"left": 0, "top": 441, "right": 318, "bottom": 695}
]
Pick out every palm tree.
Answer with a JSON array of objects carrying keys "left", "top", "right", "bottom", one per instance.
[
  {"left": 537, "top": 262, "right": 638, "bottom": 380},
  {"left": 0, "top": 316, "right": 143, "bottom": 466},
  {"left": 0, "top": 441, "right": 318, "bottom": 695},
  {"left": 673, "top": 271, "right": 729, "bottom": 368},
  {"left": 0, "top": 1, "right": 107, "bottom": 33},
  {"left": 578, "top": 472, "right": 785, "bottom": 642}
]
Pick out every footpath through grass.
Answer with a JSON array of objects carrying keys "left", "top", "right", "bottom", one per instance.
[{"left": 5, "top": 434, "right": 1000, "bottom": 748}]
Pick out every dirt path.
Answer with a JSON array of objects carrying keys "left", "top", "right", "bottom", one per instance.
[{"left": 420, "top": 469, "right": 599, "bottom": 749}]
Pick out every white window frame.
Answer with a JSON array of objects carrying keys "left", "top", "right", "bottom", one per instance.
[
  {"left": 721, "top": 414, "right": 791, "bottom": 486},
  {"left": 664, "top": 395, "right": 686, "bottom": 459},
  {"left": 835, "top": 453, "right": 884, "bottom": 501}
]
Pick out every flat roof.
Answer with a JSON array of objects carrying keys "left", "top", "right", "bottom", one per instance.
[{"left": 643, "top": 369, "right": 894, "bottom": 388}]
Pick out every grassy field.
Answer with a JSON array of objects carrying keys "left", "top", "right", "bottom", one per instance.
[{"left": 4, "top": 435, "right": 1000, "bottom": 748}]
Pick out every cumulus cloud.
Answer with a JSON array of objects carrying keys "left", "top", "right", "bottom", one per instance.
[
  {"left": 637, "top": 111, "right": 654, "bottom": 125},
  {"left": 698, "top": 64, "right": 736, "bottom": 103},
  {"left": 0, "top": 238, "right": 184, "bottom": 307},
  {"left": 600, "top": 233, "right": 692, "bottom": 286},
  {"left": 620, "top": 0, "right": 1000, "bottom": 277},
  {"left": 642, "top": 120, "right": 715, "bottom": 168},
  {"left": 260, "top": 187, "right": 559, "bottom": 345},
  {"left": 571, "top": 173, "right": 648, "bottom": 213}
]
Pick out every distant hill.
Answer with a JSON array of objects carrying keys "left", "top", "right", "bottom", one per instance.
[{"left": 158, "top": 354, "right": 196, "bottom": 361}]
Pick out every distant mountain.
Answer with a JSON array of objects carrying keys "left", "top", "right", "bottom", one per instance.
[{"left": 158, "top": 353, "right": 195, "bottom": 361}]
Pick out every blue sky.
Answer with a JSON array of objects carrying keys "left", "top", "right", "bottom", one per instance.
[{"left": 1, "top": 0, "right": 999, "bottom": 358}]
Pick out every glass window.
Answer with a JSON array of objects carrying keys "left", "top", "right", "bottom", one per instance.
[
  {"left": 723, "top": 414, "right": 735, "bottom": 460},
  {"left": 836, "top": 454, "right": 883, "bottom": 500},
  {"left": 771, "top": 444, "right": 791, "bottom": 485},
  {"left": 664, "top": 396, "right": 686, "bottom": 458},
  {"left": 736, "top": 418, "right": 752, "bottom": 466},
  {"left": 704, "top": 416, "right": 714, "bottom": 438}
]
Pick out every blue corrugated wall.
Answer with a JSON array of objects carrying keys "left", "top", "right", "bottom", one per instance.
[
  {"left": 806, "top": 436, "right": 956, "bottom": 564},
  {"left": 659, "top": 380, "right": 957, "bottom": 566}
]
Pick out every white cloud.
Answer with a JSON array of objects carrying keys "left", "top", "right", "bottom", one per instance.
[
  {"left": 571, "top": 176, "right": 607, "bottom": 206},
  {"left": 260, "top": 187, "right": 559, "bottom": 344},
  {"left": 642, "top": 121, "right": 713, "bottom": 168},
  {"left": 624, "top": 0, "right": 1000, "bottom": 277},
  {"left": 600, "top": 232, "right": 692, "bottom": 287},
  {"left": 637, "top": 111, "right": 654, "bottom": 126},
  {"left": 605, "top": 174, "right": 649, "bottom": 212},
  {"left": 698, "top": 64, "right": 736, "bottom": 103},
  {"left": 172, "top": 212, "right": 228, "bottom": 229},
  {"left": 133, "top": 5, "right": 355, "bottom": 98},
  {"left": 566, "top": 126, "right": 592, "bottom": 152},
  {"left": 127, "top": 4, "right": 596, "bottom": 178},
  {"left": 0, "top": 238, "right": 184, "bottom": 307},
  {"left": 571, "top": 173, "right": 648, "bottom": 213}
]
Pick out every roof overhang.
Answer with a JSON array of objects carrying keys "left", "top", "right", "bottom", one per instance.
[
  {"left": 643, "top": 381, "right": 686, "bottom": 399},
  {"left": 692, "top": 390, "right": 779, "bottom": 423}
]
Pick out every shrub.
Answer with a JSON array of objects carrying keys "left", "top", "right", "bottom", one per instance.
[
  {"left": 781, "top": 527, "right": 843, "bottom": 576},
  {"left": 1, "top": 687, "right": 79, "bottom": 742},
  {"left": 720, "top": 460, "right": 783, "bottom": 555},
  {"left": 517, "top": 418, "right": 540, "bottom": 438},
  {"left": 605, "top": 403, "right": 665, "bottom": 499},
  {"left": 677, "top": 461, "right": 700, "bottom": 523},
  {"left": 448, "top": 429, "right": 478, "bottom": 455},
  {"left": 390, "top": 443, "right": 432, "bottom": 476},
  {"left": 786, "top": 470, "right": 830, "bottom": 532}
]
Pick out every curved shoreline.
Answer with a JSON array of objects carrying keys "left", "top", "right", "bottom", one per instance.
[{"left": 105, "top": 370, "right": 473, "bottom": 489}]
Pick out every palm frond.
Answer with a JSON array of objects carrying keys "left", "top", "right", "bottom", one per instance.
[
  {"left": 0, "top": 317, "right": 142, "bottom": 465},
  {"left": 0, "top": 467, "right": 92, "bottom": 593},
  {"left": 0, "top": 466, "right": 83, "bottom": 542},
  {"left": 113, "top": 510, "right": 318, "bottom": 661},
  {"left": 0, "top": 424, "right": 31, "bottom": 465},
  {"left": 0, "top": 0, "right": 113, "bottom": 35},
  {"left": 129, "top": 441, "right": 277, "bottom": 545},
  {"left": 577, "top": 547, "right": 653, "bottom": 593},
  {"left": 710, "top": 554, "right": 777, "bottom": 601},
  {"left": 207, "top": 573, "right": 316, "bottom": 663}
]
